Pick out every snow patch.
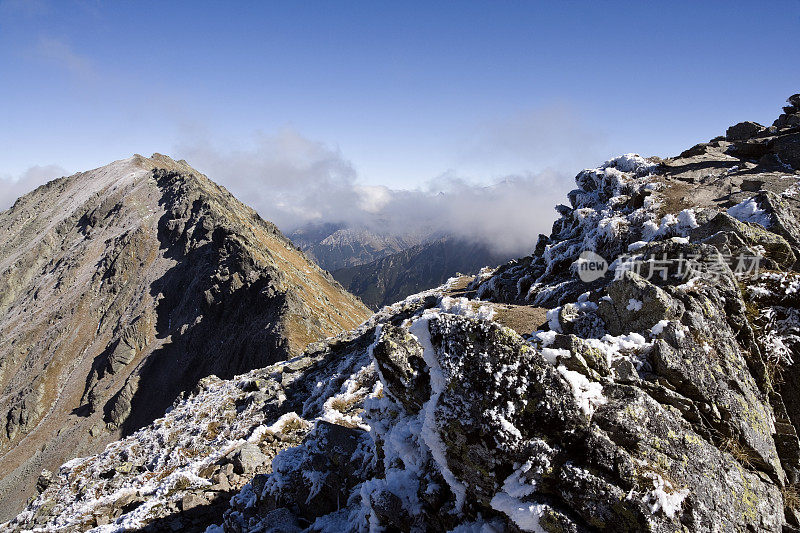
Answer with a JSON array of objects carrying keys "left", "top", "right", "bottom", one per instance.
[
  {"left": 557, "top": 366, "right": 606, "bottom": 417},
  {"left": 490, "top": 492, "right": 547, "bottom": 533},
  {"left": 626, "top": 298, "right": 643, "bottom": 311},
  {"left": 727, "top": 197, "right": 771, "bottom": 227}
]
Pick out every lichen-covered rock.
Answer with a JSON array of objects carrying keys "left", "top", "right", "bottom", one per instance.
[
  {"left": 597, "top": 271, "right": 681, "bottom": 336},
  {"left": 371, "top": 324, "right": 430, "bottom": 413}
]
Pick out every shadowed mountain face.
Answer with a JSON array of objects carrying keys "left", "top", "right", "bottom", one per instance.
[
  {"left": 6, "top": 95, "right": 800, "bottom": 533},
  {"left": 0, "top": 154, "right": 370, "bottom": 519},
  {"left": 333, "top": 237, "right": 511, "bottom": 310},
  {"left": 288, "top": 224, "right": 425, "bottom": 272}
]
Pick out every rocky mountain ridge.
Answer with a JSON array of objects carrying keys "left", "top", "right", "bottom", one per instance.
[
  {"left": 0, "top": 154, "right": 370, "bottom": 521},
  {"left": 6, "top": 94, "right": 800, "bottom": 532}
]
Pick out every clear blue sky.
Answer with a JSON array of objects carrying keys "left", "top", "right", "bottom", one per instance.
[{"left": 1, "top": 0, "right": 799, "bottom": 190}]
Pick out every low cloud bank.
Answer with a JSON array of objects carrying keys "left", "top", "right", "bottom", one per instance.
[
  {"left": 175, "top": 129, "right": 573, "bottom": 257},
  {"left": 0, "top": 164, "right": 68, "bottom": 211},
  {"left": 1, "top": 127, "right": 579, "bottom": 258}
]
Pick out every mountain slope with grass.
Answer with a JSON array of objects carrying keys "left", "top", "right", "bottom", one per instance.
[{"left": 0, "top": 154, "right": 370, "bottom": 520}]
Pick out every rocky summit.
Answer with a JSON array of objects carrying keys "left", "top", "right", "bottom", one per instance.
[
  {"left": 0, "top": 154, "right": 370, "bottom": 521},
  {"left": 4, "top": 95, "right": 800, "bottom": 532}
]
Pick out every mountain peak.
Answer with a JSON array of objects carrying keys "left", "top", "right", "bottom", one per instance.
[{"left": 0, "top": 156, "right": 370, "bottom": 519}]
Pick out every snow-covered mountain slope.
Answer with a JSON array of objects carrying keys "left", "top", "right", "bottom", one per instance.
[
  {"left": 0, "top": 154, "right": 370, "bottom": 521},
  {"left": 8, "top": 95, "right": 800, "bottom": 532}
]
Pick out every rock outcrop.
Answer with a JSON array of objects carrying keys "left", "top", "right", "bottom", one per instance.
[
  {"left": 0, "top": 154, "right": 370, "bottom": 520},
  {"left": 6, "top": 95, "right": 800, "bottom": 532}
]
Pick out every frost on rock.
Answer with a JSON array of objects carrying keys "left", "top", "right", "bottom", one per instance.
[
  {"left": 746, "top": 272, "right": 800, "bottom": 367},
  {"left": 3, "top": 369, "right": 299, "bottom": 532},
  {"left": 472, "top": 152, "right": 712, "bottom": 308},
  {"left": 727, "top": 197, "right": 772, "bottom": 227},
  {"left": 204, "top": 146, "right": 800, "bottom": 531},
  {"left": 556, "top": 366, "right": 606, "bottom": 416},
  {"left": 626, "top": 298, "right": 643, "bottom": 311},
  {"left": 638, "top": 471, "right": 689, "bottom": 520}
]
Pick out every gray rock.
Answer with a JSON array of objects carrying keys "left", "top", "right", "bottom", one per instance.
[
  {"left": 597, "top": 270, "right": 682, "bottom": 336},
  {"left": 726, "top": 120, "right": 764, "bottom": 141},
  {"left": 773, "top": 132, "right": 800, "bottom": 170},
  {"left": 259, "top": 508, "right": 302, "bottom": 533},
  {"left": 371, "top": 324, "right": 430, "bottom": 413},
  {"left": 210, "top": 473, "right": 231, "bottom": 492},
  {"left": 233, "top": 443, "right": 269, "bottom": 475},
  {"left": 35, "top": 470, "right": 54, "bottom": 494},
  {"left": 180, "top": 492, "right": 208, "bottom": 512},
  {"left": 690, "top": 211, "right": 796, "bottom": 268}
]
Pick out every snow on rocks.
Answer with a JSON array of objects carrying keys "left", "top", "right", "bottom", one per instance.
[
  {"left": 727, "top": 196, "right": 773, "bottom": 227},
  {"left": 745, "top": 271, "right": 800, "bottom": 366},
  {"left": 637, "top": 471, "right": 689, "bottom": 520},
  {"left": 12, "top": 134, "right": 800, "bottom": 532},
  {"left": 2, "top": 342, "right": 364, "bottom": 532},
  {"left": 176, "top": 126, "right": 800, "bottom": 530},
  {"left": 556, "top": 366, "right": 606, "bottom": 416},
  {"left": 210, "top": 147, "right": 798, "bottom": 532}
]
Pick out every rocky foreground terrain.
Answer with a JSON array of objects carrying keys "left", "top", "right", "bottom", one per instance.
[
  {"left": 4, "top": 95, "right": 800, "bottom": 532},
  {"left": 0, "top": 155, "right": 370, "bottom": 520}
]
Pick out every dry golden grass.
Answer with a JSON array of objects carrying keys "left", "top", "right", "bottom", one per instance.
[
  {"left": 782, "top": 484, "right": 800, "bottom": 510},
  {"left": 493, "top": 305, "right": 549, "bottom": 336},
  {"left": 720, "top": 436, "right": 754, "bottom": 468}
]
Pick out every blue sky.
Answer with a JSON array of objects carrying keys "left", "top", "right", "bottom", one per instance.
[{"left": 1, "top": 0, "right": 799, "bottom": 244}]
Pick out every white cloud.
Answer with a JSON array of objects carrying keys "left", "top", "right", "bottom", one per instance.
[
  {"left": 173, "top": 128, "right": 572, "bottom": 257},
  {"left": 0, "top": 164, "right": 68, "bottom": 210},
  {"left": 173, "top": 128, "right": 363, "bottom": 230}
]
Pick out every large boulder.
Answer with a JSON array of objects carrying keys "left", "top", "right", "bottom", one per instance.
[
  {"left": 726, "top": 120, "right": 764, "bottom": 141},
  {"left": 773, "top": 132, "right": 800, "bottom": 170},
  {"left": 597, "top": 271, "right": 682, "bottom": 336}
]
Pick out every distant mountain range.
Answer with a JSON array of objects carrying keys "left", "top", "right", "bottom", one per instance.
[
  {"left": 288, "top": 223, "right": 425, "bottom": 271},
  {"left": 332, "top": 237, "right": 511, "bottom": 309},
  {"left": 288, "top": 224, "right": 509, "bottom": 308}
]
